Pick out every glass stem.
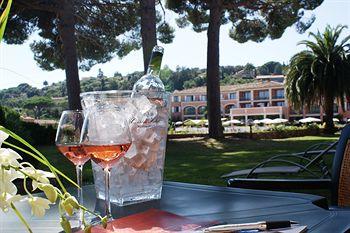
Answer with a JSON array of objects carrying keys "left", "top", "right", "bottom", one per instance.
[
  {"left": 104, "top": 168, "right": 111, "bottom": 217},
  {"left": 76, "top": 164, "right": 83, "bottom": 226}
]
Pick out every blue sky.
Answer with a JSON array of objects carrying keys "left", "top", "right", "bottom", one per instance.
[{"left": 0, "top": 0, "right": 349, "bottom": 89}]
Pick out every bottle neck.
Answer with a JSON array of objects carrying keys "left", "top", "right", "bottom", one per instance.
[{"left": 147, "top": 51, "right": 163, "bottom": 77}]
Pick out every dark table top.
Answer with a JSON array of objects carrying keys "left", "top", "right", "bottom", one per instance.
[{"left": 1, "top": 181, "right": 350, "bottom": 232}]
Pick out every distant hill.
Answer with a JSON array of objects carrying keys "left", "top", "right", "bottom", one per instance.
[{"left": 0, "top": 61, "right": 286, "bottom": 119}]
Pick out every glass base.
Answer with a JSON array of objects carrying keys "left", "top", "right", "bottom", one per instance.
[
  {"left": 64, "top": 213, "right": 81, "bottom": 231},
  {"left": 96, "top": 186, "right": 162, "bottom": 206},
  {"left": 64, "top": 210, "right": 100, "bottom": 230},
  {"left": 86, "top": 213, "right": 114, "bottom": 228},
  {"left": 83, "top": 211, "right": 101, "bottom": 224},
  {"left": 63, "top": 210, "right": 81, "bottom": 221}
]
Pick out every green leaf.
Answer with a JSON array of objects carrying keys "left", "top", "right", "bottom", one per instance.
[
  {"left": 0, "top": 0, "right": 12, "bottom": 43},
  {"left": 38, "top": 183, "right": 58, "bottom": 203},
  {"left": 101, "top": 216, "right": 108, "bottom": 229},
  {"left": 84, "top": 225, "right": 92, "bottom": 233},
  {"left": 64, "top": 196, "right": 80, "bottom": 209},
  {"left": 10, "top": 202, "right": 33, "bottom": 233},
  {"left": 60, "top": 217, "right": 72, "bottom": 233}
]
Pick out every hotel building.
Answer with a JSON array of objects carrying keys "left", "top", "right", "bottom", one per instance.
[{"left": 170, "top": 75, "right": 350, "bottom": 122}]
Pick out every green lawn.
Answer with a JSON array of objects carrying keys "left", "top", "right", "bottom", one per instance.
[
  {"left": 37, "top": 135, "right": 338, "bottom": 198},
  {"left": 164, "top": 135, "right": 337, "bottom": 185}
]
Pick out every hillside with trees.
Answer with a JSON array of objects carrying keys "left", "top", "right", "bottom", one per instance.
[{"left": 0, "top": 61, "right": 285, "bottom": 119}]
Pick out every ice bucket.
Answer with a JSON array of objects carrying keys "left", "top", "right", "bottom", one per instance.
[{"left": 80, "top": 90, "right": 169, "bottom": 206}]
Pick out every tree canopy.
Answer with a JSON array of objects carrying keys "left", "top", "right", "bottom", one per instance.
[
  {"left": 7, "top": 1, "right": 126, "bottom": 70},
  {"left": 257, "top": 61, "right": 285, "bottom": 75},
  {"left": 167, "top": 0, "right": 323, "bottom": 41},
  {"left": 23, "top": 96, "right": 54, "bottom": 119},
  {"left": 5, "top": 1, "right": 175, "bottom": 71},
  {"left": 4, "top": 0, "right": 175, "bottom": 109}
]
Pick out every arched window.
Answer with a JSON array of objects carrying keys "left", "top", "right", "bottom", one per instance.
[
  {"left": 225, "top": 104, "right": 236, "bottom": 114},
  {"left": 184, "top": 106, "right": 196, "bottom": 115},
  {"left": 197, "top": 106, "right": 207, "bottom": 115},
  {"left": 333, "top": 104, "right": 339, "bottom": 113},
  {"left": 310, "top": 105, "right": 320, "bottom": 114}
]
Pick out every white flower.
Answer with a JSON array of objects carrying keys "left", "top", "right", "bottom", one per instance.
[
  {"left": 37, "top": 183, "right": 57, "bottom": 203},
  {"left": 0, "top": 193, "right": 23, "bottom": 212},
  {"left": 0, "top": 130, "right": 9, "bottom": 147},
  {"left": 0, "top": 148, "right": 22, "bottom": 167},
  {"left": 60, "top": 195, "right": 80, "bottom": 216},
  {"left": 0, "top": 168, "right": 24, "bottom": 195},
  {"left": 28, "top": 197, "right": 51, "bottom": 217},
  {"left": 20, "top": 167, "right": 55, "bottom": 191}
]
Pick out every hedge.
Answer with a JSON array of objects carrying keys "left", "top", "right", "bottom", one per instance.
[
  {"left": 167, "top": 127, "right": 321, "bottom": 139},
  {"left": 0, "top": 105, "right": 56, "bottom": 146}
]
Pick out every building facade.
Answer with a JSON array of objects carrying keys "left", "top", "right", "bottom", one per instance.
[{"left": 170, "top": 75, "right": 349, "bottom": 122}]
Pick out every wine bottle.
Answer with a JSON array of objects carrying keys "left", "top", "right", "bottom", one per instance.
[{"left": 132, "top": 45, "right": 165, "bottom": 99}]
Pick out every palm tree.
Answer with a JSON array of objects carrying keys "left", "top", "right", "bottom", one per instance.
[{"left": 286, "top": 25, "right": 350, "bottom": 133}]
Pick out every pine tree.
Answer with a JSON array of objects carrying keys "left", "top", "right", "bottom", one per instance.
[{"left": 167, "top": 0, "right": 324, "bottom": 138}]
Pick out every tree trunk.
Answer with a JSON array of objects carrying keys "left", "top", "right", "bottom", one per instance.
[
  {"left": 58, "top": 0, "right": 82, "bottom": 110},
  {"left": 323, "top": 96, "right": 335, "bottom": 134},
  {"left": 207, "top": 0, "right": 224, "bottom": 139},
  {"left": 140, "top": 0, "right": 157, "bottom": 73},
  {"left": 34, "top": 106, "right": 39, "bottom": 119}
]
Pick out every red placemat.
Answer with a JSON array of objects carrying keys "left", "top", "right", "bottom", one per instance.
[{"left": 77, "top": 209, "right": 213, "bottom": 233}]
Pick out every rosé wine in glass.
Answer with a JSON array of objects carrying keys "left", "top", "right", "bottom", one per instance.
[
  {"left": 83, "top": 144, "right": 131, "bottom": 169},
  {"left": 55, "top": 110, "right": 87, "bottom": 227},
  {"left": 56, "top": 144, "right": 90, "bottom": 166}
]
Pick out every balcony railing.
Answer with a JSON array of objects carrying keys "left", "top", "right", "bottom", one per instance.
[
  {"left": 230, "top": 106, "right": 285, "bottom": 116},
  {"left": 255, "top": 96, "right": 269, "bottom": 100},
  {"left": 272, "top": 95, "right": 285, "bottom": 99},
  {"left": 239, "top": 97, "right": 251, "bottom": 101}
]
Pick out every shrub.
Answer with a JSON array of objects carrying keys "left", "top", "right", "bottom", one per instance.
[
  {"left": 0, "top": 105, "right": 22, "bottom": 133},
  {"left": 305, "top": 123, "right": 320, "bottom": 130},
  {"left": 21, "top": 122, "right": 57, "bottom": 146},
  {"left": 267, "top": 124, "right": 300, "bottom": 132},
  {"left": 184, "top": 120, "right": 195, "bottom": 127},
  {"left": 0, "top": 105, "right": 56, "bottom": 145},
  {"left": 252, "top": 124, "right": 320, "bottom": 139}
]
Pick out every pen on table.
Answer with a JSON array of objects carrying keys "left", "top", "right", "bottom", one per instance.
[{"left": 203, "top": 220, "right": 298, "bottom": 232}]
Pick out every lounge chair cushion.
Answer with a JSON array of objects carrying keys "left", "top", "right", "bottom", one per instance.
[{"left": 228, "top": 178, "right": 332, "bottom": 190}]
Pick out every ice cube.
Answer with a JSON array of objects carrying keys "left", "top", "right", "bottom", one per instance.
[
  {"left": 126, "top": 153, "right": 148, "bottom": 169},
  {"left": 124, "top": 143, "right": 138, "bottom": 159},
  {"left": 123, "top": 100, "right": 138, "bottom": 122},
  {"left": 135, "top": 125, "right": 153, "bottom": 139},
  {"left": 140, "top": 129, "right": 161, "bottom": 145},
  {"left": 144, "top": 104, "right": 158, "bottom": 122},
  {"left": 143, "top": 150, "right": 158, "bottom": 170},
  {"left": 124, "top": 141, "right": 151, "bottom": 169},
  {"left": 131, "top": 95, "right": 159, "bottom": 123},
  {"left": 133, "top": 95, "right": 153, "bottom": 115},
  {"left": 130, "top": 123, "right": 157, "bottom": 143}
]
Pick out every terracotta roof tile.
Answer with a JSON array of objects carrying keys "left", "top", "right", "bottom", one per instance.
[{"left": 255, "top": 75, "right": 285, "bottom": 79}]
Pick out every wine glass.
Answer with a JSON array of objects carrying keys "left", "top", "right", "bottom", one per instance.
[
  {"left": 80, "top": 104, "right": 131, "bottom": 218},
  {"left": 55, "top": 110, "right": 89, "bottom": 226}
]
